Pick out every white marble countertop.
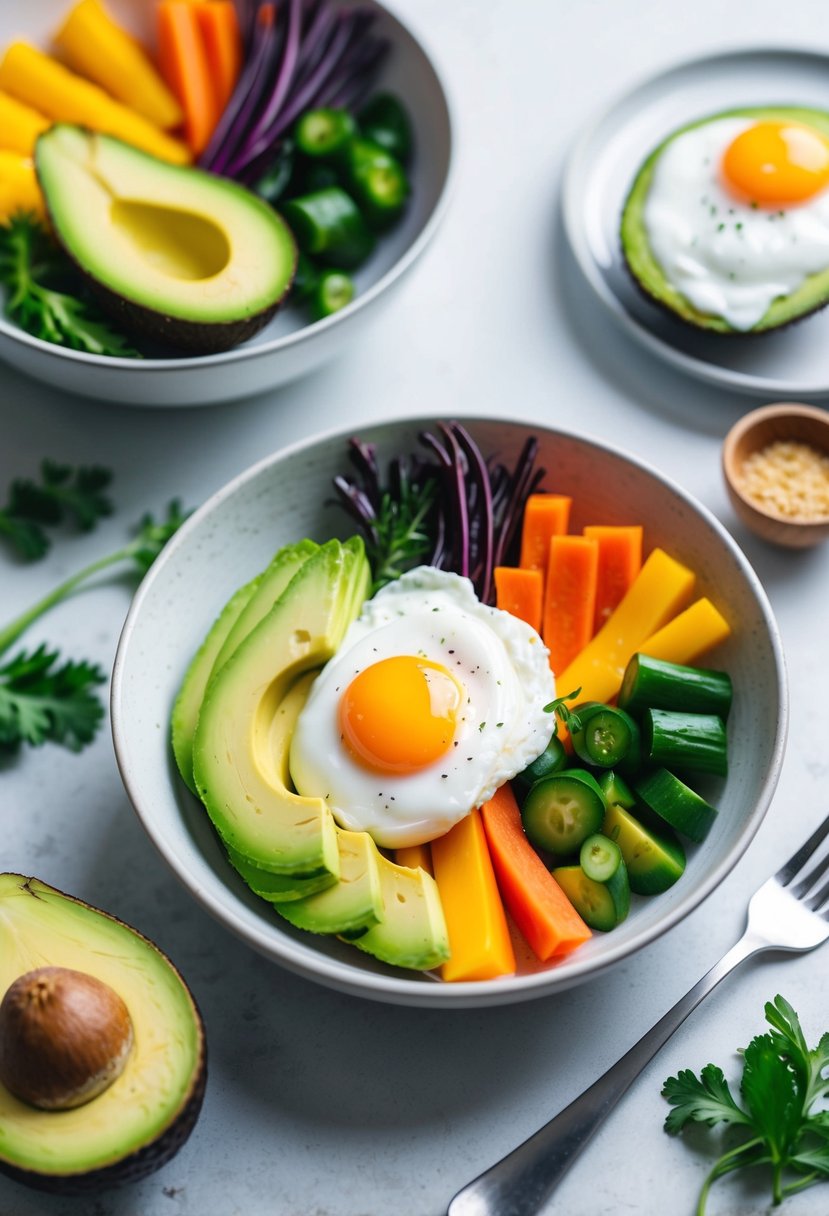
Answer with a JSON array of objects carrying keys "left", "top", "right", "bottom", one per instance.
[{"left": 2, "top": 2, "right": 829, "bottom": 1213}]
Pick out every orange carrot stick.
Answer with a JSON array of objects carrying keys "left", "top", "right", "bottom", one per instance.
[
  {"left": 157, "top": 1, "right": 220, "bottom": 155},
  {"left": 583, "top": 525, "right": 643, "bottom": 634},
  {"left": 518, "top": 493, "right": 572, "bottom": 579},
  {"left": 394, "top": 843, "right": 433, "bottom": 876},
  {"left": 494, "top": 566, "right": 543, "bottom": 634},
  {"left": 481, "top": 783, "right": 591, "bottom": 960},
  {"left": 194, "top": 1, "right": 242, "bottom": 114},
  {"left": 542, "top": 534, "right": 599, "bottom": 676},
  {"left": 430, "top": 808, "right": 515, "bottom": 982}
]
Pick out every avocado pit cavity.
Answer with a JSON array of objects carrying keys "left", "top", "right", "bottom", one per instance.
[
  {"left": 0, "top": 966, "right": 134, "bottom": 1110},
  {"left": 109, "top": 200, "right": 231, "bottom": 281}
]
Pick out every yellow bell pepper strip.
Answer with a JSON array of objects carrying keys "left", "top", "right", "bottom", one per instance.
[
  {"left": 0, "top": 43, "right": 191, "bottom": 165},
  {"left": 394, "top": 843, "right": 433, "bottom": 876},
  {"left": 431, "top": 808, "right": 516, "bottom": 982},
  {"left": 556, "top": 547, "right": 696, "bottom": 708},
  {"left": 0, "top": 91, "right": 50, "bottom": 156},
  {"left": 53, "top": 0, "right": 184, "bottom": 130},
  {"left": 639, "top": 597, "right": 731, "bottom": 665},
  {"left": 0, "top": 152, "right": 45, "bottom": 222}
]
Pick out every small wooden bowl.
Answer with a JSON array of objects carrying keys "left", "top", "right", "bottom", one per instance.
[{"left": 722, "top": 402, "right": 829, "bottom": 548}]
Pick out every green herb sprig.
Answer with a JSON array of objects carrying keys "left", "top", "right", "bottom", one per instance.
[
  {"left": 544, "top": 687, "right": 584, "bottom": 734},
  {"left": 662, "top": 995, "right": 829, "bottom": 1213},
  {"left": 0, "top": 213, "right": 140, "bottom": 358},
  {"left": 0, "top": 460, "right": 113, "bottom": 560}
]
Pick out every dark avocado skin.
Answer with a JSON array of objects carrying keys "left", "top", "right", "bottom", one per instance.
[
  {"left": 620, "top": 105, "right": 829, "bottom": 335},
  {"left": 0, "top": 876, "right": 207, "bottom": 1195}
]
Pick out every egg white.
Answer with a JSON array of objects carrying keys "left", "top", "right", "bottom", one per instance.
[
  {"left": 288, "top": 567, "right": 556, "bottom": 847},
  {"left": 644, "top": 116, "right": 829, "bottom": 330}
]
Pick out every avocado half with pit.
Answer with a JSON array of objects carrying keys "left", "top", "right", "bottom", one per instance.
[
  {"left": 34, "top": 124, "right": 297, "bottom": 354},
  {"left": 620, "top": 105, "right": 829, "bottom": 334},
  {"left": 0, "top": 874, "right": 206, "bottom": 1194}
]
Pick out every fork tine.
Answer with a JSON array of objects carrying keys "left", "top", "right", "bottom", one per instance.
[
  {"left": 806, "top": 873, "right": 829, "bottom": 916},
  {"left": 792, "top": 847, "right": 829, "bottom": 900},
  {"left": 776, "top": 811, "right": 829, "bottom": 887}
]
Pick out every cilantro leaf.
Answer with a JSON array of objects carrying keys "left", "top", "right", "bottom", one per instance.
[
  {"left": 662, "top": 1064, "right": 750, "bottom": 1134},
  {"left": 0, "top": 460, "right": 113, "bottom": 560},
  {"left": 662, "top": 996, "right": 829, "bottom": 1213},
  {"left": 0, "top": 212, "right": 140, "bottom": 359},
  {"left": 0, "top": 645, "right": 105, "bottom": 752}
]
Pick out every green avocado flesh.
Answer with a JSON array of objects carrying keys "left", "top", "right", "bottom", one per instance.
[
  {"left": 620, "top": 105, "right": 829, "bottom": 333},
  {"left": 0, "top": 875, "right": 204, "bottom": 1188},
  {"left": 34, "top": 124, "right": 297, "bottom": 353},
  {"left": 178, "top": 536, "right": 450, "bottom": 969}
]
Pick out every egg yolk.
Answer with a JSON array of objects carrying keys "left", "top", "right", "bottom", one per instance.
[
  {"left": 339, "top": 656, "right": 464, "bottom": 774},
  {"left": 722, "top": 120, "right": 829, "bottom": 206}
]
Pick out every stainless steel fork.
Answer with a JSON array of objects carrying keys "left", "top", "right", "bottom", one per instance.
[{"left": 447, "top": 813, "right": 829, "bottom": 1216}]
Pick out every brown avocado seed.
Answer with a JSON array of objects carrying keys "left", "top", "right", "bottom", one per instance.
[{"left": 0, "top": 966, "right": 134, "bottom": 1110}]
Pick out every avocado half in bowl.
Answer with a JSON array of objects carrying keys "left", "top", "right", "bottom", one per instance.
[
  {"left": 0, "top": 0, "right": 453, "bottom": 407},
  {"left": 111, "top": 416, "right": 787, "bottom": 1009},
  {"left": 620, "top": 105, "right": 829, "bottom": 334},
  {"left": 0, "top": 874, "right": 206, "bottom": 1194}
]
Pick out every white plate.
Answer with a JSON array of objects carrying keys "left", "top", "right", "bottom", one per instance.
[
  {"left": 0, "top": 0, "right": 454, "bottom": 407},
  {"left": 562, "top": 46, "right": 829, "bottom": 399},
  {"left": 111, "top": 416, "right": 787, "bottom": 1008}
]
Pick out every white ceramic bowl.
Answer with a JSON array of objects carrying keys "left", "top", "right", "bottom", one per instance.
[
  {"left": 0, "top": 1, "right": 453, "bottom": 407},
  {"left": 111, "top": 417, "right": 787, "bottom": 1008}
]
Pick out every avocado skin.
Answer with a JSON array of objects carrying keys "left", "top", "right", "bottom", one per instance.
[
  {"left": 620, "top": 105, "right": 829, "bottom": 335},
  {"left": 0, "top": 876, "right": 207, "bottom": 1196}
]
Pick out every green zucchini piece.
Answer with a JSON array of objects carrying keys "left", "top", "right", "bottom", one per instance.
[
  {"left": 602, "top": 802, "right": 686, "bottom": 895},
  {"left": 598, "top": 770, "right": 636, "bottom": 810},
  {"left": 513, "top": 735, "right": 568, "bottom": 796},
  {"left": 339, "top": 137, "right": 409, "bottom": 228},
  {"left": 634, "top": 768, "right": 718, "bottom": 842},
  {"left": 359, "top": 92, "right": 413, "bottom": 163},
  {"left": 521, "top": 769, "right": 606, "bottom": 854},
  {"left": 281, "top": 187, "right": 375, "bottom": 268},
  {"left": 618, "top": 654, "right": 733, "bottom": 720},
  {"left": 571, "top": 703, "right": 641, "bottom": 770},
  {"left": 310, "top": 269, "right": 354, "bottom": 320},
  {"left": 552, "top": 862, "right": 631, "bottom": 931},
  {"left": 295, "top": 108, "right": 357, "bottom": 159},
  {"left": 643, "top": 709, "right": 728, "bottom": 777},
  {"left": 580, "top": 834, "right": 623, "bottom": 883}
]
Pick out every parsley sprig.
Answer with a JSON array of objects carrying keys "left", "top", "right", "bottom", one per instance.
[
  {"left": 0, "top": 646, "right": 105, "bottom": 753},
  {"left": 662, "top": 995, "right": 829, "bottom": 1212},
  {"left": 0, "top": 496, "right": 189, "bottom": 751},
  {"left": 0, "top": 460, "right": 113, "bottom": 560},
  {"left": 0, "top": 213, "right": 140, "bottom": 358}
]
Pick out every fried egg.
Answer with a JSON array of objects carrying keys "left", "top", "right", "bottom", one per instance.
[
  {"left": 643, "top": 115, "right": 829, "bottom": 330},
  {"left": 288, "top": 567, "right": 556, "bottom": 847}
]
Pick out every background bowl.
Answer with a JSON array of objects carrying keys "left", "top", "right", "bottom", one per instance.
[
  {"left": 722, "top": 402, "right": 829, "bottom": 548},
  {"left": 111, "top": 416, "right": 787, "bottom": 1008},
  {"left": 0, "top": 0, "right": 453, "bottom": 408}
]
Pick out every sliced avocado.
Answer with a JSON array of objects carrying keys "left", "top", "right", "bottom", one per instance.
[
  {"left": 277, "top": 829, "right": 384, "bottom": 936},
  {"left": 350, "top": 854, "right": 450, "bottom": 971},
  {"left": 0, "top": 874, "right": 205, "bottom": 1194},
  {"left": 34, "top": 124, "right": 297, "bottom": 354},
  {"left": 223, "top": 673, "right": 338, "bottom": 901},
  {"left": 192, "top": 538, "right": 370, "bottom": 877},
  {"left": 621, "top": 105, "right": 829, "bottom": 333},
  {"left": 171, "top": 540, "right": 319, "bottom": 793}
]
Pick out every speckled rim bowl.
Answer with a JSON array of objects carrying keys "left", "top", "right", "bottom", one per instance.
[
  {"left": 111, "top": 416, "right": 788, "bottom": 1008},
  {"left": 0, "top": 0, "right": 454, "bottom": 409}
]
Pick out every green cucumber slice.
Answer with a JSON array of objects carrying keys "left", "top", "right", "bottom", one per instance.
[
  {"left": 521, "top": 769, "right": 606, "bottom": 854},
  {"left": 571, "top": 704, "right": 641, "bottom": 770},
  {"left": 580, "top": 834, "right": 623, "bottom": 883},
  {"left": 513, "top": 735, "right": 568, "bottom": 795},
  {"left": 618, "top": 654, "right": 733, "bottom": 719},
  {"left": 634, "top": 768, "right": 718, "bottom": 843},
  {"left": 602, "top": 802, "right": 686, "bottom": 895},
  {"left": 643, "top": 709, "right": 728, "bottom": 777},
  {"left": 552, "top": 862, "right": 631, "bottom": 931},
  {"left": 599, "top": 770, "right": 636, "bottom": 810}
]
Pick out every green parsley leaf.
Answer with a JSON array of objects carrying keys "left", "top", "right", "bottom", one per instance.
[
  {"left": 662, "top": 996, "right": 829, "bottom": 1212},
  {"left": 0, "top": 645, "right": 105, "bottom": 752}
]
